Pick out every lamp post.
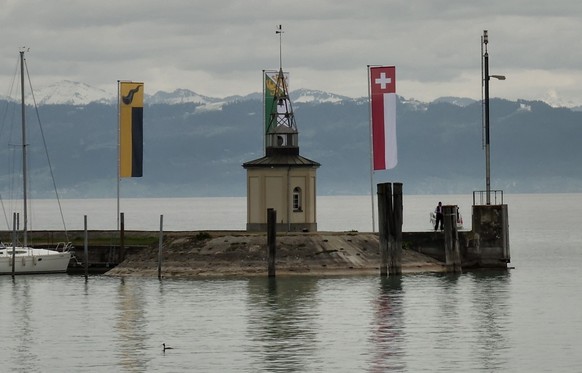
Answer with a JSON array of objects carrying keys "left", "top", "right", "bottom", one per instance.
[{"left": 482, "top": 30, "right": 505, "bottom": 205}]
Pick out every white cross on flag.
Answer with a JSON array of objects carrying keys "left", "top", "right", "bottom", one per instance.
[{"left": 370, "top": 66, "right": 397, "bottom": 170}]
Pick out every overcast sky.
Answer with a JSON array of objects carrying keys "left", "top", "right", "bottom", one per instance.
[{"left": 2, "top": 0, "right": 582, "bottom": 105}]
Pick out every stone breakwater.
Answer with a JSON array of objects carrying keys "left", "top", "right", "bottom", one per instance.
[{"left": 105, "top": 231, "right": 446, "bottom": 278}]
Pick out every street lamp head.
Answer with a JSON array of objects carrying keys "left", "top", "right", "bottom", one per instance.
[
  {"left": 483, "top": 30, "right": 488, "bottom": 44},
  {"left": 490, "top": 75, "right": 506, "bottom": 80}
]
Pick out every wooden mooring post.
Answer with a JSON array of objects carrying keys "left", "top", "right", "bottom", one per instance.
[
  {"left": 119, "top": 212, "right": 125, "bottom": 263},
  {"left": 11, "top": 213, "right": 16, "bottom": 278},
  {"left": 84, "top": 215, "right": 89, "bottom": 280},
  {"left": 158, "top": 215, "right": 164, "bottom": 279},
  {"left": 377, "top": 182, "right": 403, "bottom": 276},
  {"left": 267, "top": 208, "right": 276, "bottom": 277},
  {"left": 443, "top": 205, "right": 462, "bottom": 273}
]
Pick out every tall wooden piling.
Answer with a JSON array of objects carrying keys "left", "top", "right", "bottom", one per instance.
[
  {"left": 11, "top": 213, "right": 16, "bottom": 278},
  {"left": 158, "top": 215, "right": 164, "bottom": 279},
  {"left": 267, "top": 208, "right": 276, "bottom": 277},
  {"left": 119, "top": 212, "right": 125, "bottom": 263},
  {"left": 443, "top": 205, "right": 462, "bottom": 273},
  {"left": 391, "top": 183, "right": 403, "bottom": 275},
  {"left": 84, "top": 215, "right": 89, "bottom": 280},
  {"left": 377, "top": 183, "right": 390, "bottom": 276},
  {"left": 378, "top": 182, "right": 403, "bottom": 276}
]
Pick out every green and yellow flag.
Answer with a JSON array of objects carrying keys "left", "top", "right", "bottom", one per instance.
[
  {"left": 264, "top": 70, "right": 288, "bottom": 134},
  {"left": 119, "top": 82, "right": 144, "bottom": 178}
]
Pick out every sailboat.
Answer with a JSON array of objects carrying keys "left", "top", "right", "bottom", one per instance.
[{"left": 0, "top": 50, "right": 71, "bottom": 275}]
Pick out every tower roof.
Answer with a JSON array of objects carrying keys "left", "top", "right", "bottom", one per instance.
[
  {"left": 243, "top": 25, "right": 319, "bottom": 170},
  {"left": 242, "top": 150, "right": 320, "bottom": 168}
]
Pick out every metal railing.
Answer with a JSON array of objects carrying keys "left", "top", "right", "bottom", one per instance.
[{"left": 473, "top": 190, "right": 504, "bottom": 206}]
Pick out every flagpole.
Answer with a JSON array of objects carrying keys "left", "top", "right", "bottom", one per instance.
[
  {"left": 367, "top": 65, "right": 376, "bottom": 233},
  {"left": 116, "top": 80, "right": 120, "bottom": 231},
  {"left": 262, "top": 70, "right": 266, "bottom": 154}
]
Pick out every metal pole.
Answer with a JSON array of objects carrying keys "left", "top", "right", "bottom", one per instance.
[
  {"left": 20, "top": 51, "right": 28, "bottom": 246},
  {"left": 276, "top": 25, "right": 283, "bottom": 70},
  {"left": 367, "top": 65, "right": 376, "bottom": 232},
  {"left": 483, "top": 31, "right": 491, "bottom": 205},
  {"left": 117, "top": 81, "right": 120, "bottom": 230},
  {"left": 262, "top": 70, "right": 266, "bottom": 153}
]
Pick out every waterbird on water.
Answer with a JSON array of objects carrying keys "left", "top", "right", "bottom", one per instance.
[{"left": 163, "top": 343, "right": 174, "bottom": 352}]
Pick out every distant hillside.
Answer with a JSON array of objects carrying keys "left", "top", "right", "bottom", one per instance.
[{"left": 0, "top": 95, "right": 581, "bottom": 198}]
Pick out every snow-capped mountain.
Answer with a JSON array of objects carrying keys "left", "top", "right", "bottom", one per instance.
[
  {"left": 0, "top": 81, "right": 357, "bottom": 106},
  {"left": 28, "top": 80, "right": 115, "bottom": 105},
  {"left": 543, "top": 90, "right": 582, "bottom": 111},
  {"left": 2, "top": 81, "right": 364, "bottom": 106},
  {"left": 2, "top": 80, "right": 580, "bottom": 111},
  {"left": 433, "top": 96, "right": 478, "bottom": 107},
  {"left": 1, "top": 80, "right": 582, "bottom": 198},
  {"left": 147, "top": 89, "right": 223, "bottom": 105},
  {"left": 290, "top": 89, "right": 353, "bottom": 104}
]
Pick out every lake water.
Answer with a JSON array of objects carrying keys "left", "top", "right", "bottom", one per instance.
[
  {"left": 1, "top": 194, "right": 582, "bottom": 372},
  {"left": 18, "top": 194, "right": 478, "bottom": 232}
]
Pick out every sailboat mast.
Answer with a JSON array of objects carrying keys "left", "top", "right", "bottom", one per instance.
[{"left": 20, "top": 50, "right": 28, "bottom": 247}]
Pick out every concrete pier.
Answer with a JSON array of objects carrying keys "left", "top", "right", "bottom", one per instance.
[
  {"left": 466, "top": 204, "right": 510, "bottom": 267},
  {"left": 403, "top": 203, "right": 510, "bottom": 270},
  {"left": 1, "top": 197, "right": 511, "bottom": 277}
]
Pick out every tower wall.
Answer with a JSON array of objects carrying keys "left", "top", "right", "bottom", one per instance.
[{"left": 246, "top": 166, "right": 317, "bottom": 232}]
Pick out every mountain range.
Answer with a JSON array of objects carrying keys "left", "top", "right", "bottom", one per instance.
[
  {"left": 0, "top": 80, "right": 356, "bottom": 107},
  {"left": 4, "top": 79, "right": 582, "bottom": 110},
  {"left": 1, "top": 81, "right": 582, "bottom": 198}
]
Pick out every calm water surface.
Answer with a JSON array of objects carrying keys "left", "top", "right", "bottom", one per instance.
[
  {"left": 21, "top": 194, "right": 477, "bottom": 232},
  {"left": 1, "top": 194, "right": 581, "bottom": 372}
]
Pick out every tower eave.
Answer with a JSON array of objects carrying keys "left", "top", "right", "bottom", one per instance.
[{"left": 242, "top": 153, "right": 320, "bottom": 168}]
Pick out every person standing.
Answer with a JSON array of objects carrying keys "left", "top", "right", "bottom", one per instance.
[{"left": 434, "top": 202, "right": 443, "bottom": 231}]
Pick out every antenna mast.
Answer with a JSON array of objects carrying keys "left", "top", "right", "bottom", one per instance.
[
  {"left": 19, "top": 48, "right": 29, "bottom": 246},
  {"left": 481, "top": 31, "right": 486, "bottom": 150},
  {"left": 276, "top": 25, "right": 284, "bottom": 70}
]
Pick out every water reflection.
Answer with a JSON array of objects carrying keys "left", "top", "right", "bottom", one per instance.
[
  {"left": 0, "top": 266, "right": 554, "bottom": 372},
  {"left": 11, "top": 279, "right": 40, "bottom": 373},
  {"left": 435, "top": 274, "right": 462, "bottom": 345},
  {"left": 114, "top": 278, "right": 150, "bottom": 372},
  {"left": 468, "top": 271, "right": 511, "bottom": 370},
  {"left": 246, "top": 277, "right": 319, "bottom": 372},
  {"left": 367, "top": 276, "right": 406, "bottom": 372}
]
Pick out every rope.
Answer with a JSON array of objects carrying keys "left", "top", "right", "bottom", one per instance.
[
  {"left": 0, "top": 57, "right": 21, "bottom": 231},
  {"left": 24, "top": 58, "right": 69, "bottom": 242}
]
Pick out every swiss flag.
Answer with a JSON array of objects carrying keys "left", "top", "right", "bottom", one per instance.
[{"left": 370, "top": 66, "right": 397, "bottom": 170}]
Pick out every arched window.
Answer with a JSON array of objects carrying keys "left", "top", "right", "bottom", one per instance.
[
  {"left": 276, "top": 135, "right": 285, "bottom": 146},
  {"left": 293, "top": 187, "right": 302, "bottom": 212}
]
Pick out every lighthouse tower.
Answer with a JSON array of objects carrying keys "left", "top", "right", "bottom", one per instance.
[{"left": 242, "top": 27, "right": 320, "bottom": 232}]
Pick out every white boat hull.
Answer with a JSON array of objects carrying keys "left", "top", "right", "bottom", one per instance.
[
  {"left": 1, "top": 52, "right": 72, "bottom": 276},
  {"left": 0, "top": 247, "right": 71, "bottom": 275}
]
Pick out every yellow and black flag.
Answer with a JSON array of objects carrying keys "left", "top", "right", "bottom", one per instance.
[{"left": 119, "top": 82, "right": 144, "bottom": 178}]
